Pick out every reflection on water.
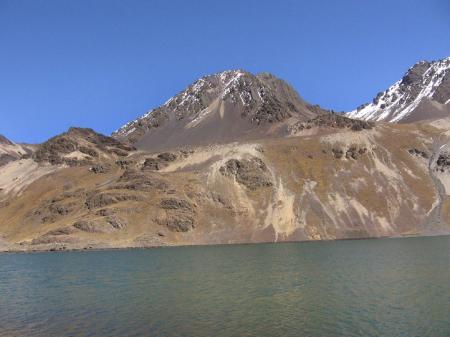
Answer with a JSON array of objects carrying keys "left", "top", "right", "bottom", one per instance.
[{"left": 0, "top": 236, "right": 449, "bottom": 337}]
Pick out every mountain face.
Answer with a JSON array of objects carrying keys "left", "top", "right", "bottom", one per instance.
[
  {"left": 113, "top": 70, "right": 324, "bottom": 151},
  {"left": 1, "top": 117, "right": 450, "bottom": 252},
  {"left": 1, "top": 68, "right": 450, "bottom": 252},
  {"left": 347, "top": 57, "right": 450, "bottom": 122}
]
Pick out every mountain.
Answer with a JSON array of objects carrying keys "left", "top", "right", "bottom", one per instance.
[
  {"left": 0, "top": 134, "right": 34, "bottom": 167},
  {"left": 1, "top": 117, "right": 450, "bottom": 252},
  {"left": 347, "top": 56, "right": 450, "bottom": 122},
  {"left": 1, "top": 69, "right": 450, "bottom": 252},
  {"left": 113, "top": 70, "right": 325, "bottom": 151}
]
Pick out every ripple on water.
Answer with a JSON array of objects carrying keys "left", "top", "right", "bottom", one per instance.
[{"left": 0, "top": 236, "right": 449, "bottom": 337}]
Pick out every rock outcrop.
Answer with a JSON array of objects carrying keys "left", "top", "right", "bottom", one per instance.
[
  {"left": 141, "top": 152, "right": 178, "bottom": 171},
  {"left": 33, "top": 127, "right": 135, "bottom": 166},
  {"left": 219, "top": 157, "right": 272, "bottom": 190},
  {"left": 436, "top": 152, "right": 450, "bottom": 172},
  {"left": 290, "top": 113, "right": 374, "bottom": 134}
]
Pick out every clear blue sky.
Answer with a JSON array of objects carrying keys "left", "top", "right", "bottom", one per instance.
[{"left": 1, "top": 0, "right": 449, "bottom": 143}]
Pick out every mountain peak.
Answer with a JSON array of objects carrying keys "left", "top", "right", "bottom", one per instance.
[
  {"left": 347, "top": 56, "right": 450, "bottom": 123},
  {"left": 113, "top": 69, "right": 323, "bottom": 151}
]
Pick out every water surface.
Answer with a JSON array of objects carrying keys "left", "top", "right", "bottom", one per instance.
[{"left": 0, "top": 236, "right": 449, "bottom": 337}]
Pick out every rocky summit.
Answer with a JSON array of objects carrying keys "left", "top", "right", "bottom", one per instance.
[
  {"left": 113, "top": 70, "right": 325, "bottom": 151},
  {"left": 1, "top": 65, "right": 450, "bottom": 252},
  {"left": 347, "top": 56, "right": 450, "bottom": 122}
]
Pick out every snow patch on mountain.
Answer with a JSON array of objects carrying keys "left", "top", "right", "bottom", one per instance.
[
  {"left": 347, "top": 56, "right": 450, "bottom": 122},
  {"left": 114, "top": 70, "right": 247, "bottom": 136}
]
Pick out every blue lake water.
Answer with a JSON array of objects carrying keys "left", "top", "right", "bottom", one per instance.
[{"left": 0, "top": 236, "right": 449, "bottom": 337}]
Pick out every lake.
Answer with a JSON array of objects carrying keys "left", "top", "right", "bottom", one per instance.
[{"left": 0, "top": 236, "right": 449, "bottom": 337}]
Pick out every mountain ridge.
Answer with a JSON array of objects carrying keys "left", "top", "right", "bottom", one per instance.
[{"left": 347, "top": 56, "right": 450, "bottom": 122}]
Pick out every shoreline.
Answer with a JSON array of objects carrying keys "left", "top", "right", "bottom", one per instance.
[{"left": 2, "top": 232, "right": 449, "bottom": 255}]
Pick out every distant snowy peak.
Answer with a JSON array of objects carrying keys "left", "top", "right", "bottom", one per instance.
[
  {"left": 113, "top": 69, "right": 321, "bottom": 141},
  {"left": 347, "top": 56, "right": 450, "bottom": 123}
]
